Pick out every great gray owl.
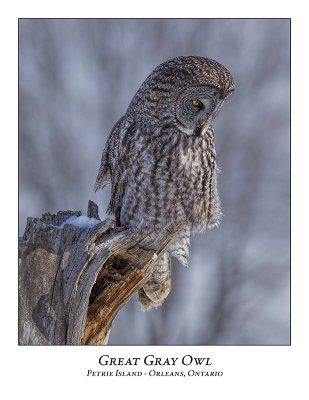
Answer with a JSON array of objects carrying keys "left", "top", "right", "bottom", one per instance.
[{"left": 95, "top": 56, "right": 235, "bottom": 310}]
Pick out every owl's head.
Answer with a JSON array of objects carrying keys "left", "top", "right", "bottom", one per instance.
[{"left": 127, "top": 56, "right": 235, "bottom": 135}]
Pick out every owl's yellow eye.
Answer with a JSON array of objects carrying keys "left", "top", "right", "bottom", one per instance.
[{"left": 192, "top": 99, "right": 203, "bottom": 108}]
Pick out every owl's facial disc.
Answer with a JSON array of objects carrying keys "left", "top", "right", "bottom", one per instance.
[{"left": 175, "top": 86, "right": 223, "bottom": 135}]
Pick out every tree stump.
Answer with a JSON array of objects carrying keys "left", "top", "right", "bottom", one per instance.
[{"left": 18, "top": 201, "right": 179, "bottom": 345}]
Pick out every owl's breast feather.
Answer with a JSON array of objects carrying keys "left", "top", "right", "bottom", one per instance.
[{"left": 179, "top": 148, "right": 202, "bottom": 171}]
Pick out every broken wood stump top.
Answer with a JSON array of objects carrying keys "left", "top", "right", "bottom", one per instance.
[{"left": 19, "top": 202, "right": 179, "bottom": 345}]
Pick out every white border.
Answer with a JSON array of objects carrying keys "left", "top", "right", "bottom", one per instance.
[{"left": 1, "top": 1, "right": 307, "bottom": 398}]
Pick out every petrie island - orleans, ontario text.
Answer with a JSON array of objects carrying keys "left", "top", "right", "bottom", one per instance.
[{"left": 98, "top": 354, "right": 212, "bottom": 366}]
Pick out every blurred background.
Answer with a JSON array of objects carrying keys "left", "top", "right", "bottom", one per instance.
[{"left": 19, "top": 19, "right": 290, "bottom": 345}]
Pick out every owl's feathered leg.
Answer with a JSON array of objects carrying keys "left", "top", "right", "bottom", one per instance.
[
  {"left": 137, "top": 252, "right": 171, "bottom": 311},
  {"left": 169, "top": 227, "right": 191, "bottom": 268},
  {"left": 137, "top": 228, "right": 191, "bottom": 311}
]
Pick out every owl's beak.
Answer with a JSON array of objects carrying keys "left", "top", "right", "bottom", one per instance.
[
  {"left": 202, "top": 100, "right": 224, "bottom": 131},
  {"left": 195, "top": 100, "right": 225, "bottom": 135},
  {"left": 197, "top": 119, "right": 207, "bottom": 128},
  {"left": 196, "top": 118, "right": 211, "bottom": 134}
]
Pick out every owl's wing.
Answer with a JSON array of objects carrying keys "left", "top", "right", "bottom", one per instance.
[{"left": 94, "top": 116, "right": 134, "bottom": 226}]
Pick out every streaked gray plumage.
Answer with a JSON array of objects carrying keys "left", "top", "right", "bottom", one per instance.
[{"left": 95, "top": 56, "right": 235, "bottom": 310}]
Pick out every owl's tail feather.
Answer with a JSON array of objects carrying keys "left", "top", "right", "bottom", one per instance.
[
  {"left": 137, "top": 252, "right": 171, "bottom": 311},
  {"left": 94, "top": 161, "right": 111, "bottom": 192}
]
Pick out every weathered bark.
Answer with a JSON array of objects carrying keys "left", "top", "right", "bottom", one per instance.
[{"left": 19, "top": 201, "right": 179, "bottom": 345}]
